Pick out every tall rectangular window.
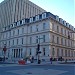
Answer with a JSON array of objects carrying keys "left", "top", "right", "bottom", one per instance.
[
  {"left": 57, "top": 48, "right": 59, "bottom": 57},
  {"left": 52, "top": 23, "right": 54, "bottom": 31},
  {"left": 30, "top": 26, "right": 32, "bottom": 32},
  {"left": 52, "top": 48, "right": 55, "bottom": 56},
  {"left": 65, "top": 50, "right": 67, "bottom": 57},
  {"left": 22, "top": 38, "right": 23, "bottom": 44},
  {"left": 18, "top": 29, "right": 19, "bottom": 35},
  {"left": 29, "top": 48, "right": 31, "bottom": 55},
  {"left": 65, "top": 30, "right": 66, "bottom": 36},
  {"left": 9, "top": 31, "right": 11, "bottom": 37},
  {"left": 43, "top": 35, "right": 45, "bottom": 42},
  {"left": 13, "top": 40, "right": 14, "bottom": 45},
  {"left": 13, "top": 30, "right": 15, "bottom": 36},
  {"left": 65, "top": 39, "right": 66, "bottom": 46},
  {"left": 9, "top": 41, "right": 10, "bottom": 46},
  {"left": 22, "top": 28, "right": 24, "bottom": 33},
  {"left": 36, "top": 25, "right": 38, "bottom": 31},
  {"left": 43, "top": 48, "right": 45, "bottom": 56},
  {"left": 52, "top": 35, "right": 54, "bottom": 43},
  {"left": 43, "top": 23, "right": 46, "bottom": 30},
  {"left": 17, "top": 39, "right": 18, "bottom": 45},
  {"left": 61, "top": 28, "right": 63, "bottom": 34},
  {"left": 36, "top": 36, "right": 38, "bottom": 43},
  {"left": 57, "top": 26, "right": 59, "bottom": 33},
  {"left": 57, "top": 37, "right": 59, "bottom": 44},
  {"left": 61, "top": 49, "right": 63, "bottom": 56},
  {"left": 61, "top": 38, "right": 63, "bottom": 45},
  {"left": 30, "top": 37, "right": 32, "bottom": 44}
]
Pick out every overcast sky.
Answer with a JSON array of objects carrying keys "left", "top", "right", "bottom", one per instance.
[{"left": 0, "top": 0, "right": 75, "bottom": 27}]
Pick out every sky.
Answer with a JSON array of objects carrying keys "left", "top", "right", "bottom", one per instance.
[{"left": 0, "top": 0, "right": 75, "bottom": 28}]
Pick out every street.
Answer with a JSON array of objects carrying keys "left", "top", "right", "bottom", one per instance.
[{"left": 0, "top": 62, "right": 75, "bottom": 75}]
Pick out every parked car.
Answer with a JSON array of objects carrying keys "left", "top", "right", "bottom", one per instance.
[
  {"left": 0, "top": 56, "right": 8, "bottom": 61},
  {"left": 0, "top": 57, "right": 4, "bottom": 61}
]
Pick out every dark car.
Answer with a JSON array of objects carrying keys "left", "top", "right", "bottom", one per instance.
[{"left": 0, "top": 57, "right": 4, "bottom": 61}]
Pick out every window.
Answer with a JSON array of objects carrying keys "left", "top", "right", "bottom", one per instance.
[
  {"left": 52, "top": 23, "right": 54, "bottom": 31},
  {"left": 43, "top": 48, "right": 45, "bottom": 56},
  {"left": 71, "top": 51, "right": 73, "bottom": 57},
  {"left": 57, "top": 48, "right": 59, "bottom": 57},
  {"left": 30, "top": 37, "right": 32, "bottom": 44},
  {"left": 65, "top": 39, "right": 66, "bottom": 46},
  {"left": 61, "top": 38, "right": 63, "bottom": 45},
  {"left": 36, "top": 36, "right": 38, "bottom": 43},
  {"left": 13, "top": 30, "right": 15, "bottom": 36},
  {"left": 57, "top": 26, "right": 59, "bottom": 33},
  {"left": 57, "top": 37, "right": 59, "bottom": 44},
  {"left": 52, "top": 48, "right": 55, "bottom": 56},
  {"left": 36, "top": 25, "right": 38, "bottom": 31},
  {"left": 61, "top": 28, "right": 63, "bottom": 34},
  {"left": 68, "top": 40, "right": 70, "bottom": 46},
  {"left": 9, "top": 41, "right": 10, "bottom": 46},
  {"left": 68, "top": 50, "right": 70, "bottom": 57},
  {"left": 30, "top": 26, "right": 32, "bottom": 32},
  {"left": 43, "top": 35, "right": 45, "bottom": 42},
  {"left": 21, "top": 49, "right": 23, "bottom": 58},
  {"left": 52, "top": 35, "right": 54, "bottom": 43},
  {"left": 22, "top": 38, "right": 23, "bottom": 44},
  {"left": 18, "top": 29, "right": 19, "bottom": 35},
  {"left": 22, "top": 28, "right": 24, "bottom": 33},
  {"left": 17, "top": 39, "right": 18, "bottom": 45},
  {"left": 9, "top": 31, "right": 11, "bottom": 37},
  {"left": 13, "top": 40, "right": 14, "bottom": 45},
  {"left": 29, "top": 48, "right": 31, "bottom": 55},
  {"left": 65, "top": 30, "right": 66, "bottom": 36},
  {"left": 43, "top": 23, "right": 46, "bottom": 30},
  {"left": 61, "top": 49, "right": 63, "bottom": 56},
  {"left": 65, "top": 50, "right": 67, "bottom": 57}
]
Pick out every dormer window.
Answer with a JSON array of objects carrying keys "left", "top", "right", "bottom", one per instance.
[
  {"left": 42, "top": 13, "right": 46, "bottom": 19},
  {"left": 33, "top": 17, "right": 35, "bottom": 21},
  {"left": 20, "top": 20, "right": 22, "bottom": 25},
  {"left": 39, "top": 14, "right": 42, "bottom": 19}
]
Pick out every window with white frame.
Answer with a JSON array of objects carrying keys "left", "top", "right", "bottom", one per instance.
[
  {"left": 52, "top": 48, "right": 55, "bottom": 56},
  {"left": 57, "top": 37, "right": 59, "bottom": 44},
  {"left": 30, "top": 37, "right": 32, "bottom": 44},
  {"left": 52, "top": 35, "right": 54, "bottom": 43},
  {"left": 43, "top": 48, "right": 45, "bottom": 56},
  {"left": 17, "top": 29, "right": 19, "bottom": 35},
  {"left": 52, "top": 23, "right": 54, "bottom": 31},
  {"left": 30, "top": 26, "right": 32, "bottom": 32},
  {"left": 22, "top": 28, "right": 24, "bottom": 34},
  {"left": 36, "top": 36, "right": 38, "bottom": 43},
  {"left": 61, "top": 28, "right": 63, "bottom": 34},
  {"left": 13, "top": 39, "right": 14, "bottom": 45},
  {"left": 29, "top": 48, "right": 31, "bottom": 55},
  {"left": 13, "top": 30, "right": 15, "bottom": 36},
  {"left": 17, "top": 39, "right": 18, "bottom": 45},
  {"left": 57, "top": 26, "right": 59, "bottom": 33},
  {"left": 36, "top": 25, "right": 38, "bottom": 31},
  {"left": 43, "top": 35, "right": 45, "bottom": 42},
  {"left": 43, "top": 23, "right": 46, "bottom": 30},
  {"left": 22, "top": 38, "right": 23, "bottom": 44}
]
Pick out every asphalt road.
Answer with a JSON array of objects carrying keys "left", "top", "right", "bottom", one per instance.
[{"left": 0, "top": 62, "right": 75, "bottom": 75}]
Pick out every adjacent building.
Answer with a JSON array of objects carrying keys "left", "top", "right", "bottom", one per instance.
[{"left": 0, "top": 12, "right": 75, "bottom": 61}]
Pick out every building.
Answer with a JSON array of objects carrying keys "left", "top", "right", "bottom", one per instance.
[
  {"left": 0, "top": 12, "right": 75, "bottom": 61},
  {"left": 0, "top": 0, "right": 46, "bottom": 44}
]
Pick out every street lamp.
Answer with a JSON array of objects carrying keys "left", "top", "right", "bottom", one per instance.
[
  {"left": 37, "top": 36, "right": 43, "bottom": 64},
  {"left": 3, "top": 44, "right": 7, "bottom": 61}
]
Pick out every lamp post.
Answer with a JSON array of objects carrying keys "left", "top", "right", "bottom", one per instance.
[
  {"left": 37, "top": 36, "right": 43, "bottom": 64},
  {"left": 3, "top": 44, "right": 7, "bottom": 61}
]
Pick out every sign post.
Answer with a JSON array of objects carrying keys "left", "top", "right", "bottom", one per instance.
[{"left": 3, "top": 45, "right": 7, "bottom": 61}]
